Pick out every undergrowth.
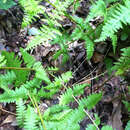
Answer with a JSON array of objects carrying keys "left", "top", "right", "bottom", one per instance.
[{"left": 0, "top": 0, "right": 130, "bottom": 129}]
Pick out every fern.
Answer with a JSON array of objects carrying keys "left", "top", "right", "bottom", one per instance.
[
  {"left": 86, "top": 0, "right": 107, "bottom": 22},
  {"left": 96, "top": 0, "right": 130, "bottom": 42},
  {"left": 79, "top": 93, "right": 102, "bottom": 110},
  {"left": 0, "top": 71, "right": 16, "bottom": 85},
  {"left": 33, "top": 62, "right": 50, "bottom": 84},
  {"left": 0, "top": 0, "right": 16, "bottom": 10},
  {"left": 125, "top": 120, "right": 130, "bottom": 130},
  {"left": 1, "top": 51, "right": 29, "bottom": 86},
  {"left": 38, "top": 71, "right": 72, "bottom": 98},
  {"left": 24, "top": 106, "right": 38, "bottom": 130},
  {"left": 19, "top": 0, "right": 45, "bottom": 28},
  {"left": 20, "top": 48, "right": 36, "bottom": 68},
  {"left": 59, "top": 84, "right": 88, "bottom": 105},
  {"left": 112, "top": 47, "right": 130, "bottom": 75},
  {"left": 16, "top": 98, "right": 26, "bottom": 127},
  {"left": 0, "top": 87, "right": 27, "bottom": 103},
  {"left": 0, "top": 55, "right": 6, "bottom": 67}
]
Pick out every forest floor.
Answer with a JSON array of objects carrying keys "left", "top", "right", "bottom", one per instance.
[{"left": 0, "top": 0, "right": 130, "bottom": 130}]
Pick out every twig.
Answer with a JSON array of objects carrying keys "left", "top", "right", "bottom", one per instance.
[{"left": 0, "top": 107, "right": 16, "bottom": 116}]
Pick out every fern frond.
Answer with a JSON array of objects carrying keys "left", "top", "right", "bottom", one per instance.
[
  {"left": 96, "top": 0, "right": 130, "bottom": 42},
  {"left": 0, "top": 54, "right": 6, "bottom": 67},
  {"left": 38, "top": 71, "right": 72, "bottom": 98},
  {"left": 79, "top": 93, "right": 102, "bottom": 110},
  {"left": 0, "top": 71, "right": 16, "bottom": 84},
  {"left": 16, "top": 98, "right": 26, "bottom": 127},
  {"left": 85, "top": 36, "right": 95, "bottom": 60},
  {"left": 24, "top": 106, "right": 38, "bottom": 130},
  {"left": 19, "top": 0, "right": 45, "bottom": 28},
  {"left": 111, "top": 34, "right": 117, "bottom": 53},
  {"left": 20, "top": 48, "right": 36, "bottom": 68},
  {"left": 21, "top": 78, "right": 42, "bottom": 90},
  {"left": 86, "top": 0, "right": 107, "bottom": 22},
  {"left": 25, "top": 27, "right": 61, "bottom": 50},
  {"left": 112, "top": 47, "right": 130, "bottom": 75},
  {"left": 0, "top": 87, "right": 27, "bottom": 103},
  {"left": 33, "top": 62, "right": 50, "bottom": 84},
  {"left": 125, "top": 120, "right": 130, "bottom": 130},
  {"left": 1, "top": 51, "right": 29, "bottom": 86},
  {"left": 44, "top": 104, "right": 69, "bottom": 120},
  {"left": 59, "top": 84, "right": 88, "bottom": 105}
]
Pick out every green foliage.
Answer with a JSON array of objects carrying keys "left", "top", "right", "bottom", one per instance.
[
  {"left": 122, "top": 100, "right": 130, "bottom": 112},
  {"left": 96, "top": 0, "right": 130, "bottom": 42},
  {"left": 16, "top": 98, "right": 26, "bottom": 127},
  {"left": 19, "top": 0, "right": 130, "bottom": 62},
  {"left": 86, "top": 0, "right": 107, "bottom": 22},
  {"left": 19, "top": 0, "right": 44, "bottom": 28},
  {"left": 59, "top": 84, "right": 89, "bottom": 105},
  {"left": 0, "top": 0, "right": 16, "bottom": 10},
  {"left": 24, "top": 106, "right": 38, "bottom": 130},
  {"left": 2, "top": 51, "right": 29, "bottom": 86},
  {"left": 112, "top": 47, "right": 130, "bottom": 75},
  {"left": 79, "top": 93, "right": 102, "bottom": 110},
  {"left": 125, "top": 120, "right": 130, "bottom": 130},
  {"left": 0, "top": 87, "right": 27, "bottom": 103},
  {"left": 0, "top": 55, "right": 6, "bottom": 67}
]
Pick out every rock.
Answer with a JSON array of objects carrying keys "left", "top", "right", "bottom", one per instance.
[{"left": 28, "top": 27, "right": 40, "bottom": 36}]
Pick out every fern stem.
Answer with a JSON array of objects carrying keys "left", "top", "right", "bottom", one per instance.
[
  {"left": 33, "top": 96, "right": 47, "bottom": 130},
  {"left": 72, "top": 95, "right": 100, "bottom": 130},
  {"left": 0, "top": 67, "right": 34, "bottom": 71},
  {"left": 28, "top": 93, "right": 47, "bottom": 130}
]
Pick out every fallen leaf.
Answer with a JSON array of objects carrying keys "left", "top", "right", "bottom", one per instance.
[{"left": 1, "top": 115, "right": 15, "bottom": 125}]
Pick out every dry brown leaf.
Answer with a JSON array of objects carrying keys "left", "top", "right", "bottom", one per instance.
[
  {"left": 108, "top": 100, "right": 123, "bottom": 130},
  {"left": 1, "top": 115, "right": 15, "bottom": 125}
]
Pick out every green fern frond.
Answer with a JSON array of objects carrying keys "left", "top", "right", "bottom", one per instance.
[
  {"left": 44, "top": 107, "right": 85, "bottom": 130},
  {"left": 125, "top": 120, "right": 130, "bottom": 130},
  {"left": 25, "top": 27, "right": 61, "bottom": 50},
  {"left": 19, "top": 0, "right": 45, "bottom": 28},
  {"left": 85, "top": 36, "right": 95, "bottom": 60},
  {"left": 96, "top": 0, "right": 130, "bottom": 42},
  {"left": 0, "top": 71, "right": 16, "bottom": 92},
  {"left": 0, "top": 87, "right": 27, "bottom": 103},
  {"left": 24, "top": 106, "right": 38, "bottom": 130},
  {"left": 16, "top": 98, "right": 26, "bottom": 127},
  {"left": 21, "top": 78, "right": 42, "bottom": 90},
  {"left": 111, "top": 34, "right": 117, "bottom": 53},
  {"left": 20, "top": 48, "right": 36, "bottom": 68},
  {"left": 79, "top": 93, "right": 102, "bottom": 110},
  {"left": 0, "top": 71, "right": 16, "bottom": 84},
  {"left": 38, "top": 71, "right": 72, "bottom": 98},
  {"left": 24, "top": 0, "right": 74, "bottom": 50},
  {"left": 0, "top": 0, "right": 16, "bottom": 10},
  {"left": 1, "top": 51, "right": 29, "bottom": 86},
  {"left": 59, "top": 84, "right": 87, "bottom": 105},
  {"left": 0, "top": 55, "right": 6, "bottom": 67},
  {"left": 102, "top": 125, "right": 113, "bottom": 130},
  {"left": 112, "top": 47, "right": 130, "bottom": 75},
  {"left": 44, "top": 104, "right": 69, "bottom": 120},
  {"left": 86, "top": 0, "right": 107, "bottom": 22},
  {"left": 33, "top": 62, "right": 50, "bottom": 84}
]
